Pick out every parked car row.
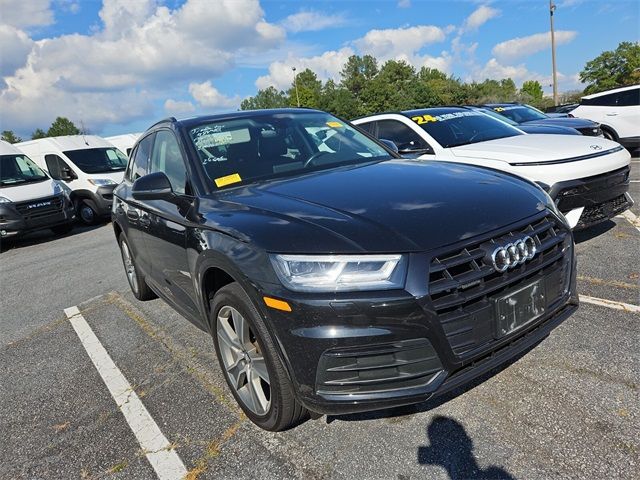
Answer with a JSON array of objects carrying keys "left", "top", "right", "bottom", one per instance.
[{"left": 110, "top": 105, "right": 633, "bottom": 431}]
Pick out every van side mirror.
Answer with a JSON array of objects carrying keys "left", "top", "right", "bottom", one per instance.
[
  {"left": 132, "top": 172, "right": 174, "bottom": 201},
  {"left": 378, "top": 139, "right": 399, "bottom": 153},
  {"left": 59, "top": 167, "right": 76, "bottom": 181}
]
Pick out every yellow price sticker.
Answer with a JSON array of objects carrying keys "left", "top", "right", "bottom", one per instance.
[
  {"left": 494, "top": 107, "right": 505, "bottom": 112},
  {"left": 411, "top": 115, "right": 437, "bottom": 125},
  {"left": 326, "top": 121, "right": 343, "bottom": 128},
  {"left": 215, "top": 173, "right": 242, "bottom": 188}
]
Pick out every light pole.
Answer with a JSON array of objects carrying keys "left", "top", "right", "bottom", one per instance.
[
  {"left": 292, "top": 67, "right": 300, "bottom": 107},
  {"left": 550, "top": 1, "right": 559, "bottom": 106}
]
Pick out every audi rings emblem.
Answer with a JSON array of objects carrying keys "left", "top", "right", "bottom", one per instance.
[{"left": 491, "top": 236, "right": 537, "bottom": 273}]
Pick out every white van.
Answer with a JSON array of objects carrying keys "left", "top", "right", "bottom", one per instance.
[
  {"left": 105, "top": 133, "right": 142, "bottom": 157},
  {"left": 0, "top": 140, "right": 75, "bottom": 239},
  {"left": 570, "top": 85, "right": 640, "bottom": 149},
  {"left": 15, "top": 135, "right": 127, "bottom": 224}
]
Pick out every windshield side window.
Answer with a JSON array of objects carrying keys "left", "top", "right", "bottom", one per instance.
[
  {"left": 63, "top": 148, "right": 128, "bottom": 174},
  {"left": 376, "top": 120, "right": 430, "bottom": 152},
  {"left": 127, "top": 134, "right": 153, "bottom": 182},
  {"left": 150, "top": 130, "right": 188, "bottom": 195}
]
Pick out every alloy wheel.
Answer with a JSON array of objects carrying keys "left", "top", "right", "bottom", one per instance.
[
  {"left": 217, "top": 305, "right": 271, "bottom": 415},
  {"left": 120, "top": 241, "right": 139, "bottom": 294}
]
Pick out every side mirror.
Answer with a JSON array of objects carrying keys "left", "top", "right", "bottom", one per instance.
[
  {"left": 132, "top": 172, "right": 174, "bottom": 201},
  {"left": 60, "top": 167, "right": 76, "bottom": 181},
  {"left": 378, "top": 139, "right": 399, "bottom": 153}
]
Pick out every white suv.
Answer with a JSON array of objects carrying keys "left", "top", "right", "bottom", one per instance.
[{"left": 570, "top": 85, "right": 639, "bottom": 149}]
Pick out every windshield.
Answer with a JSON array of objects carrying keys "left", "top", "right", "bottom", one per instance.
[
  {"left": 475, "top": 108, "right": 519, "bottom": 126},
  {"left": 63, "top": 147, "right": 128, "bottom": 173},
  {"left": 0, "top": 154, "right": 49, "bottom": 187},
  {"left": 408, "top": 110, "right": 522, "bottom": 148},
  {"left": 492, "top": 105, "right": 548, "bottom": 123},
  {"left": 188, "top": 112, "right": 392, "bottom": 189}
]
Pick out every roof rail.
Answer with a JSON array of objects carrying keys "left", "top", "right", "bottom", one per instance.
[{"left": 148, "top": 116, "right": 177, "bottom": 129}]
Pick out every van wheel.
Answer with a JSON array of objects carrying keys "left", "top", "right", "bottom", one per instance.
[
  {"left": 51, "top": 224, "right": 74, "bottom": 235},
  {"left": 210, "top": 283, "right": 308, "bottom": 431},
  {"left": 118, "top": 233, "right": 156, "bottom": 301},
  {"left": 78, "top": 200, "right": 97, "bottom": 225}
]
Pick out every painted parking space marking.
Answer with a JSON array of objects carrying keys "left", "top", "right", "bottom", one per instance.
[
  {"left": 578, "top": 295, "right": 640, "bottom": 314},
  {"left": 64, "top": 306, "right": 188, "bottom": 480},
  {"left": 620, "top": 209, "right": 640, "bottom": 233}
]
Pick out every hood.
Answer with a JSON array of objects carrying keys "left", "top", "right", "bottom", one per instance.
[
  {"left": 0, "top": 178, "right": 59, "bottom": 202},
  {"left": 521, "top": 117, "right": 597, "bottom": 128},
  {"left": 200, "top": 160, "right": 550, "bottom": 254},
  {"left": 518, "top": 124, "right": 581, "bottom": 136},
  {"left": 450, "top": 134, "right": 621, "bottom": 165}
]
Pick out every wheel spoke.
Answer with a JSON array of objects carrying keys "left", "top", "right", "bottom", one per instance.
[
  {"left": 226, "top": 358, "right": 247, "bottom": 390},
  {"left": 231, "top": 309, "right": 250, "bottom": 347},
  {"left": 250, "top": 356, "right": 269, "bottom": 383},
  {"left": 248, "top": 369, "right": 269, "bottom": 414},
  {"left": 217, "top": 315, "right": 242, "bottom": 351},
  {"left": 237, "top": 383, "right": 256, "bottom": 413}
]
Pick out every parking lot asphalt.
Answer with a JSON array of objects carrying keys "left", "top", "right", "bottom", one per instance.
[{"left": 1, "top": 158, "right": 638, "bottom": 480}]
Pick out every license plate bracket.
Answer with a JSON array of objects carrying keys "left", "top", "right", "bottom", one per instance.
[{"left": 494, "top": 278, "right": 546, "bottom": 338}]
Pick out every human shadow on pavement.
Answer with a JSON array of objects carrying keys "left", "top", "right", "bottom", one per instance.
[{"left": 417, "top": 415, "right": 515, "bottom": 480}]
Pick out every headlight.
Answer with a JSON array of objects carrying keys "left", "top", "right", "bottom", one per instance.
[
  {"left": 53, "top": 181, "right": 71, "bottom": 198},
  {"left": 270, "top": 254, "right": 407, "bottom": 292},
  {"left": 0, "top": 195, "right": 12, "bottom": 204},
  {"left": 88, "top": 178, "right": 116, "bottom": 186}
]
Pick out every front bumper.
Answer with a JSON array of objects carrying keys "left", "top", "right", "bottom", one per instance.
[
  {"left": 550, "top": 166, "right": 633, "bottom": 229},
  {"left": 85, "top": 185, "right": 117, "bottom": 217},
  {"left": 256, "top": 212, "right": 578, "bottom": 415},
  {"left": 0, "top": 194, "right": 75, "bottom": 238}
]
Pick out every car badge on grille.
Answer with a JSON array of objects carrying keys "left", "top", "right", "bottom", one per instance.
[
  {"left": 589, "top": 145, "right": 602, "bottom": 150},
  {"left": 27, "top": 201, "right": 52, "bottom": 209},
  {"left": 489, "top": 236, "right": 537, "bottom": 273}
]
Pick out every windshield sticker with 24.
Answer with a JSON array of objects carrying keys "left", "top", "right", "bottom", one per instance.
[{"left": 411, "top": 111, "right": 482, "bottom": 125}]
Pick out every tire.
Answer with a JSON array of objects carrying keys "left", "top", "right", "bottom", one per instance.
[
  {"left": 601, "top": 126, "right": 618, "bottom": 142},
  {"left": 77, "top": 200, "right": 97, "bottom": 225},
  {"left": 51, "top": 223, "right": 74, "bottom": 235},
  {"left": 210, "top": 283, "right": 308, "bottom": 431},
  {"left": 118, "top": 233, "right": 156, "bottom": 301}
]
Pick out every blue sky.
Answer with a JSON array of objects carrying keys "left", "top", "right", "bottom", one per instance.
[{"left": 1, "top": 0, "right": 638, "bottom": 137}]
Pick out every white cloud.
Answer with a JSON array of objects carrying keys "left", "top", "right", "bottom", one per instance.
[
  {"left": 0, "top": 0, "right": 284, "bottom": 134},
  {"left": 256, "top": 47, "right": 355, "bottom": 90},
  {"left": 164, "top": 99, "right": 195, "bottom": 115},
  {"left": 461, "top": 5, "right": 500, "bottom": 33},
  {"left": 472, "top": 58, "right": 531, "bottom": 82},
  {"left": 492, "top": 30, "right": 578, "bottom": 62},
  {"left": 0, "top": 25, "right": 33, "bottom": 76},
  {"left": 188, "top": 81, "right": 239, "bottom": 109},
  {"left": 282, "top": 10, "right": 347, "bottom": 32},
  {"left": 398, "top": 0, "right": 411, "bottom": 8},
  {"left": 354, "top": 25, "right": 446, "bottom": 60},
  {"left": 0, "top": 0, "right": 53, "bottom": 29}
]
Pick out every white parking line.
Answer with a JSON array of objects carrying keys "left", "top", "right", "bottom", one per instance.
[
  {"left": 620, "top": 209, "right": 640, "bottom": 233},
  {"left": 579, "top": 295, "right": 640, "bottom": 313},
  {"left": 64, "top": 306, "right": 188, "bottom": 480}
]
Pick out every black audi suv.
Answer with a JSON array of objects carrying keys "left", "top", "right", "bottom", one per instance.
[{"left": 112, "top": 109, "right": 578, "bottom": 430}]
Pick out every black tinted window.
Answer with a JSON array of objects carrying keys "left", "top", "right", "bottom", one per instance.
[
  {"left": 375, "top": 120, "right": 430, "bottom": 151},
  {"left": 150, "top": 130, "right": 188, "bottom": 195},
  {"left": 616, "top": 88, "right": 640, "bottom": 107},
  {"left": 63, "top": 148, "right": 127, "bottom": 174},
  {"left": 582, "top": 92, "right": 617, "bottom": 106},
  {"left": 128, "top": 134, "right": 153, "bottom": 181},
  {"left": 45, "top": 154, "right": 62, "bottom": 179},
  {"left": 409, "top": 110, "right": 522, "bottom": 148}
]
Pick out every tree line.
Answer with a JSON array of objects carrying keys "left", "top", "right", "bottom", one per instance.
[
  {"left": 2, "top": 42, "right": 637, "bottom": 144},
  {"left": 241, "top": 41, "right": 639, "bottom": 118}
]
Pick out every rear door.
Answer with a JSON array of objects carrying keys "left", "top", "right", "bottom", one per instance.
[{"left": 114, "top": 133, "right": 154, "bottom": 275}]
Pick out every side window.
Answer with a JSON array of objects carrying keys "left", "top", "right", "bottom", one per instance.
[
  {"left": 44, "top": 155, "right": 63, "bottom": 179},
  {"left": 357, "top": 121, "right": 376, "bottom": 134},
  {"left": 150, "top": 130, "right": 188, "bottom": 195},
  {"left": 127, "top": 134, "right": 153, "bottom": 182},
  {"left": 376, "top": 120, "right": 430, "bottom": 151},
  {"left": 583, "top": 92, "right": 618, "bottom": 106},
  {"left": 617, "top": 88, "right": 639, "bottom": 107}
]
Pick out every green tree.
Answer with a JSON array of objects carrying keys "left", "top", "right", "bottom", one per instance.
[
  {"left": 288, "top": 69, "right": 322, "bottom": 108},
  {"left": 31, "top": 128, "right": 47, "bottom": 139},
  {"left": 340, "top": 55, "right": 379, "bottom": 96},
  {"left": 361, "top": 60, "right": 419, "bottom": 113},
  {"left": 47, "top": 117, "right": 80, "bottom": 137},
  {"left": 580, "top": 41, "right": 640, "bottom": 94},
  {"left": 520, "top": 80, "right": 544, "bottom": 101},
  {"left": 1, "top": 130, "right": 22, "bottom": 143},
  {"left": 319, "top": 79, "right": 359, "bottom": 118},
  {"left": 240, "top": 86, "right": 288, "bottom": 110},
  {"left": 417, "top": 68, "right": 467, "bottom": 106}
]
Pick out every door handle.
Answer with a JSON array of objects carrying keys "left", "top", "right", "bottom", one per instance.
[
  {"left": 126, "top": 208, "right": 140, "bottom": 221},
  {"left": 139, "top": 212, "right": 151, "bottom": 228},
  {"left": 605, "top": 113, "right": 618, "bottom": 116}
]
